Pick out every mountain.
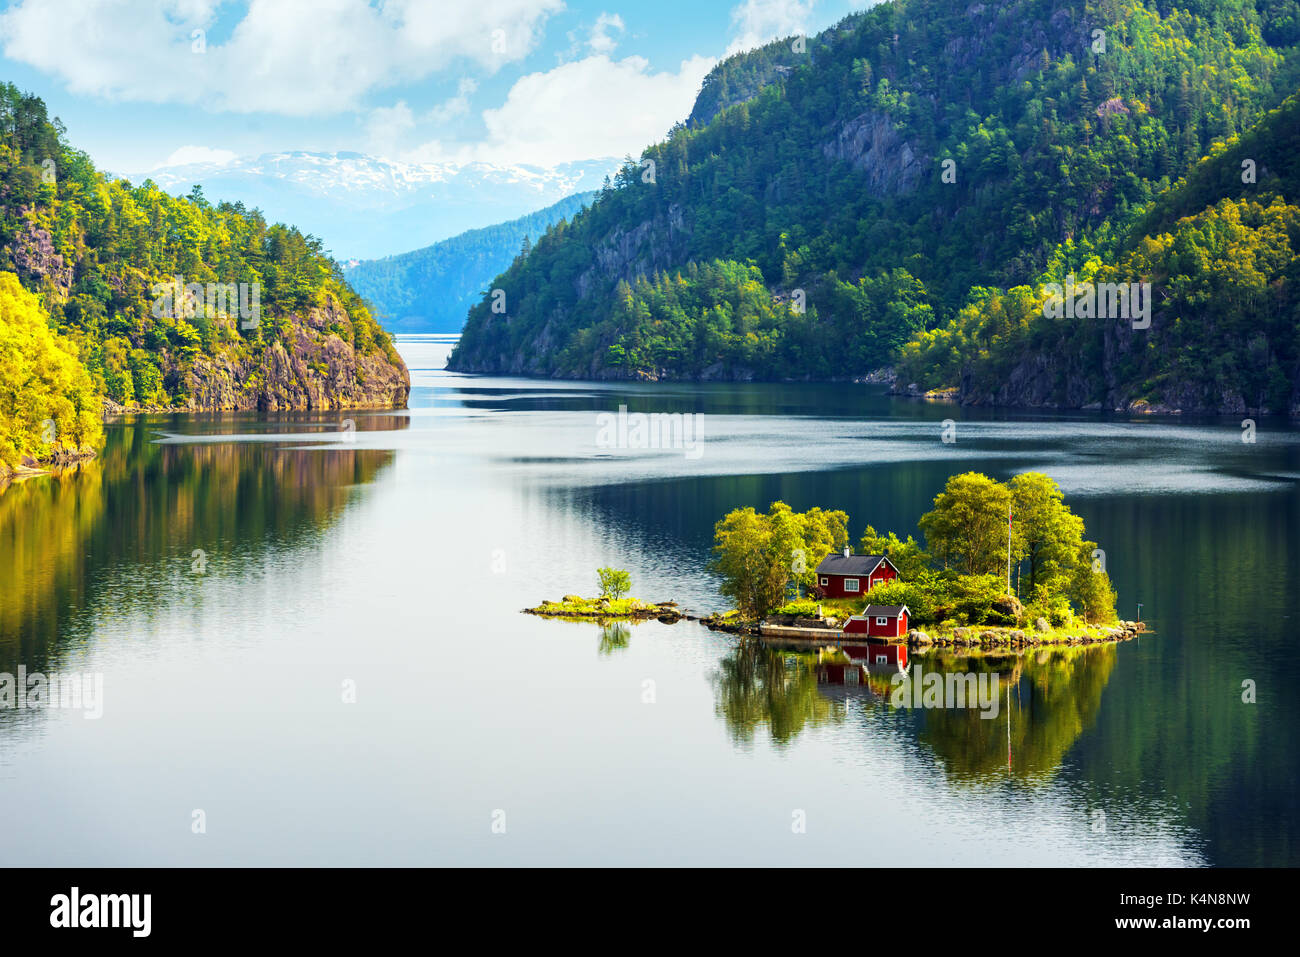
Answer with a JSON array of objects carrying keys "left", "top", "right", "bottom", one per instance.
[
  {"left": 897, "top": 90, "right": 1300, "bottom": 415},
  {"left": 342, "top": 192, "right": 595, "bottom": 333},
  {"left": 136, "top": 151, "right": 619, "bottom": 260},
  {"left": 0, "top": 83, "right": 408, "bottom": 476},
  {"left": 448, "top": 0, "right": 1300, "bottom": 406}
]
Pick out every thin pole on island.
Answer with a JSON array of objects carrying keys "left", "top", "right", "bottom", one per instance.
[{"left": 1006, "top": 504, "right": 1012, "bottom": 596}]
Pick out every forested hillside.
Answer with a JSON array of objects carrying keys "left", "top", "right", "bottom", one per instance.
[
  {"left": 343, "top": 192, "right": 594, "bottom": 333},
  {"left": 897, "top": 91, "right": 1300, "bottom": 414},
  {"left": 449, "top": 0, "right": 1300, "bottom": 405},
  {"left": 0, "top": 83, "right": 408, "bottom": 475}
]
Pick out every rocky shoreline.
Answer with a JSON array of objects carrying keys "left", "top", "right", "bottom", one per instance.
[
  {"left": 904, "top": 618, "right": 1146, "bottom": 649},
  {"left": 887, "top": 376, "right": 1296, "bottom": 417},
  {"left": 524, "top": 598, "right": 688, "bottom": 623},
  {"left": 0, "top": 447, "right": 98, "bottom": 485}
]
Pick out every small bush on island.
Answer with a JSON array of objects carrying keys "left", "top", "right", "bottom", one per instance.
[
  {"left": 715, "top": 471, "right": 1117, "bottom": 626},
  {"left": 597, "top": 567, "right": 632, "bottom": 600}
]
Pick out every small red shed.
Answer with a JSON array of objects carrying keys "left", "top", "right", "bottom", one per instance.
[
  {"left": 842, "top": 604, "right": 910, "bottom": 639},
  {"left": 814, "top": 550, "right": 899, "bottom": 599}
]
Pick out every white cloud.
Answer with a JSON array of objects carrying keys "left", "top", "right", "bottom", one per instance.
[
  {"left": 727, "top": 0, "right": 816, "bottom": 55},
  {"left": 0, "top": 0, "right": 565, "bottom": 116},
  {"left": 428, "top": 78, "right": 480, "bottom": 125},
  {"left": 588, "top": 13, "right": 625, "bottom": 55},
  {"left": 365, "top": 101, "right": 416, "bottom": 155},
  {"left": 154, "top": 145, "right": 239, "bottom": 169},
  {"left": 468, "top": 53, "right": 715, "bottom": 167}
]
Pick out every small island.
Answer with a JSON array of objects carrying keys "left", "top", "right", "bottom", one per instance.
[
  {"left": 706, "top": 471, "right": 1143, "bottom": 652},
  {"left": 526, "top": 473, "right": 1146, "bottom": 655},
  {"left": 525, "top": 567, "right": 686, "bottom": 623}
]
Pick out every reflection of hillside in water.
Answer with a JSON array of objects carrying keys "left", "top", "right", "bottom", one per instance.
[
  {"left": 0, "top": 420, "right": 399, "bottom": 680},
  {"left": 711, "top": 639, "right": 1118, "bottom": 783}
]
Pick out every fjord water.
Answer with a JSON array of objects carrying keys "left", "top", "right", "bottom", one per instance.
[{"left": 2, "top": 335, "right": 1297, "bottom": 866}]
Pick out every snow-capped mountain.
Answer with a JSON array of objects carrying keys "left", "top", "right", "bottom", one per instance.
[{"left": 128, "top": 151, "right": 621, "bottom": 260}]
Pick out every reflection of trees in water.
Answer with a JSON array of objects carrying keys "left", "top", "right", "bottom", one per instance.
[
  {"left": 0, "top": 420, "right": 397, "bottom": 675},
  {"left": 598, "top": 622, "right": 631, "bottom": 655},
  {"left": 915, "top": 645, "right": 1118, "bottom": 784},
  {"left": 709, "top": 638, "right": 1118, "bottom": 779},
  {"left": 711, "top": 640, "right": 846, "bottom": 746}
]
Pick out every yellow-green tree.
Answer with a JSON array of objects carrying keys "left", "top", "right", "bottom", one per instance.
[
  {"left": 918, "top": 472, "right": 1015, "bottom": 576},
  {"left": 711, "top": 501, "right": 848, "bottom": 618},
  {"left": 0, "top": 271, "right": 103, "bottom": 472}
]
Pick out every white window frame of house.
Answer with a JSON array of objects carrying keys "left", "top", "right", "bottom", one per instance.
[
  {"left": 820, "top": 577, "right": 829, "bottom": 586},
  {"left": 875, "top": 654, "right": 888, "bottom": 664},
  {"left": 875, "top": 616, "right": 889, "bottom": 626},
  {"left": 844, "top": 578, "right": 860, "bottom": 593}
]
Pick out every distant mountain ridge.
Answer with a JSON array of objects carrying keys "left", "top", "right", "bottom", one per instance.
[
  {"left": 132, "top": 151, "right": 620, "bottom": 260},
  {"left": 343, "top": 192, "right": 595, "bottom": 334}
]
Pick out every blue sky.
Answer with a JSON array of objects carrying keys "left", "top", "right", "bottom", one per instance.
[{"left": 0, "top": 0, "right": 872, "bottom": 175}]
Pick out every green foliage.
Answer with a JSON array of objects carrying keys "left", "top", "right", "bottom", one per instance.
[
  {"left": 716, "top": 473, "right": 1115, "bottom": 624},
  {"left": 860, "top": 576, "right": 942, "bottom": 623},
  {"left": 912, "top": 471, "right": 1116, "bottom": 623},
  {"left": 0, "top": 271, "right": 102, "bottom": 470},
  {"left": 1010, "top": 472, "right": 1087, "bottom": 592},
  {"left": 597, "top": 566, "right": 632, "bottom": 600},
  {"left": 858, "top": 524, "right": 930, "bottom": 579},
  {"left": 899, "top": 91, "right": 1300, "bottom": 413},
  {"left": 1067, "top": 542, "right": 1121, "bottom": 623},
  {"left": 0, "top": 81, "right": 398, "bottom": 417},
  {"left": 864, "top": 572, "right": 1012, "bottom": 627},
  {"left": 918, "top": 472, "right": 1013, "bottom": 576},
  {"left": 710, "top": 501, "right": 848, "bottom": 619},
  {"left": 532, "top": 595, "right": 649, "bottom": 618}
]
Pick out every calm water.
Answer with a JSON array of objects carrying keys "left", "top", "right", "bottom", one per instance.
[{"left": 1, "top": 334, "right": 1297, "bottom": 866}]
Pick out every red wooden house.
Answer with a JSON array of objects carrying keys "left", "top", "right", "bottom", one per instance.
[
  {"left": 842, "top": 604, "right": 910, "bottom": 639},
  {"left": 814, "top": 549, "right": 899, "bottom": 599}
]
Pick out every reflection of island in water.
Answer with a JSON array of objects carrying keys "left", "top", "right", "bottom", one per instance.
[
  {"left": 0, "top": 418, "right": 399, "bottom": 682},
  {"left": 711, "top": 638, "right": 1117, "bottom": 782},
  {"left": 598, "top": 621, "right": 632, "bottom": 655}
]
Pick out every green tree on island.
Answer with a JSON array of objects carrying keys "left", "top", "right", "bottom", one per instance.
[
  {"left": 710, "top": 502, "right": 848, "bottom": 619},
  {"left": 917, "top": 472, "right": 1013, "bottom": 576},
  {"left": 857, "top": 525, "right": 929, "bottom": 579},
  {"left": 597, "top": 567, "right": 632, "bottom": 600},
  {"left": 1009, "top": 472, "right": 1085, "bottom": 593}
]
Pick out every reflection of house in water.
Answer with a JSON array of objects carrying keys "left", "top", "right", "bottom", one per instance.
[
  {"left": 815, "top": 641, "right": 909, "bottom": 688},
  {"left": 844, "top": 641, "right": 908, "bottom": 672},
  {"left": 816, "top": 661, "right": 866, "bottom": 687}
]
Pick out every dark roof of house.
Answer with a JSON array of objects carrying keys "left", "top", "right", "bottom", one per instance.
[
  {"left": 815, "top": 554, "right": 888, "bottom": 576},
  {"left": 862, "top": 604, "right": 909, "bottom": 617}
]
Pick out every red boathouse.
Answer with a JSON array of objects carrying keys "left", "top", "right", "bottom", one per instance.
[
  {"left": 814, "top": 550, "right": 899, "bottom": 599},
  {"left": 842, "top": 604, "right": 910, "bottom": 639}
]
